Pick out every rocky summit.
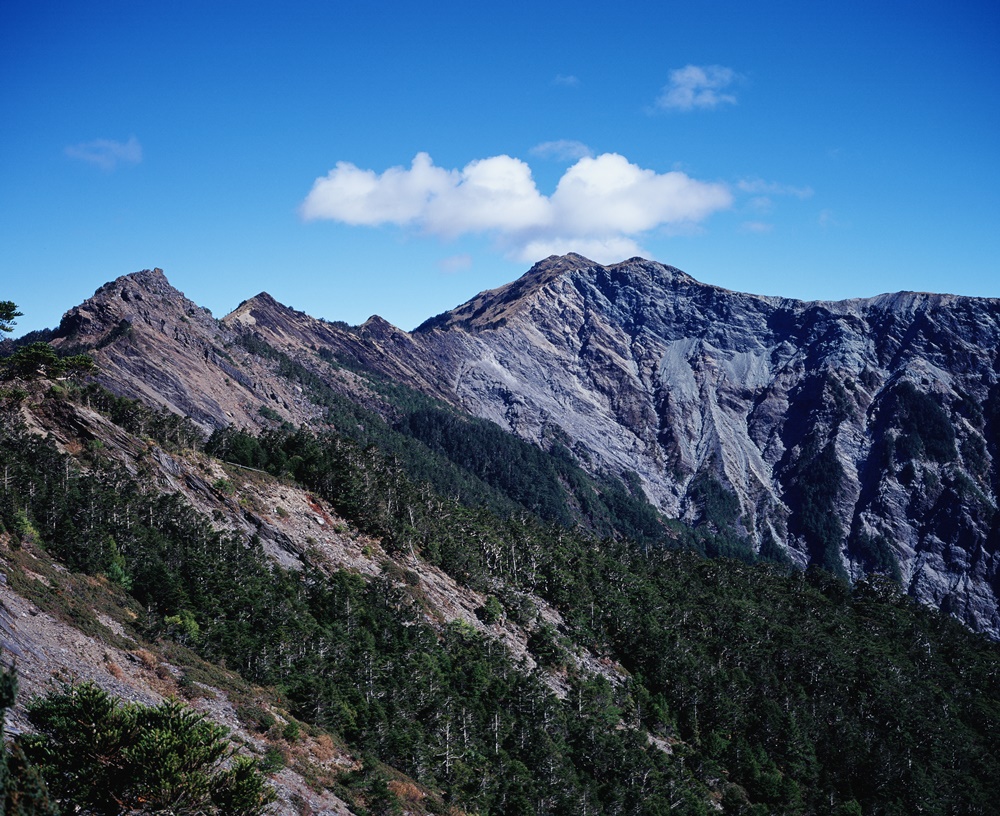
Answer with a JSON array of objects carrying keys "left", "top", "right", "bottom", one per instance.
[{"left": 53, "top": 256, "right": 1000, "bottom": 637}]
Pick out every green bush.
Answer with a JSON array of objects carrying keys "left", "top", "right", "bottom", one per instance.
[{"left": 17, "top": 682, "right": 274, "bottom": 816}]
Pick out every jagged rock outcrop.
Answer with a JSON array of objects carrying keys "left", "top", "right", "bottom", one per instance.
[
  {"left": 48, "top": 257, "right": 1000, "bottom": 636},
  {"left": 51, "top": 270, "right": 341, "bottom": 432}
]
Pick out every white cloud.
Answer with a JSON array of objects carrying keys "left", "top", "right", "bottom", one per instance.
[
  {"left": 299, "top": 152, "right": 453, "bottom": 225},
  {"left": 736, "top": 178, "right": 813, "bottom": 222},
  {"left": 530, "top": 140, "right": 593, "bottom": 162},
  {"left": 301, "top": 152, "right": 732, "bottom": 265},
  {"left": 550, "top": 154, "right": 731, "bottom": 234},
  {"left": 553, "top": 74, "right": 580, "bottom": 87},
  {"left": 65, "top": 136, "right": 143, "bottom": 170},
  {"left": 423, "top": 155, "right": 551, "bottom": 238},
  {"left": 655, "top": 65, "right": 738, "bottom": 112}
]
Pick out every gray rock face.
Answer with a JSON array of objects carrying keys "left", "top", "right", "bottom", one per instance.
[
  {"left": 277, "top": 254, "right": 1000, "bottom": 637},
  {"left": 55, "top": 257, "right": 1000, "bottom": 637}
]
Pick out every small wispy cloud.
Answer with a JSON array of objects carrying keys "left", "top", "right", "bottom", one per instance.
[
  {"left": 552, "top": 74, "right": 580, "bottom": 87},
  {"left": 300, "top": 152, "right": 733, "bottom": 264},
  {"left": 737, "top": 178, "right": 813, "bottom": 220},
  {"left": 740, "top": 221, "right": 774, "bottom": 234},
  {"left": 530, "top": 140, "right": 593, "bottom": 162},
  {"left": 439, "top": 254, "right": 473, "bottom": 274},
  {"left": 65, "top": 136, "right": 143, "bottom": 170},
  {"left": 818, "top": 209, "right": 843, "bottom": 228},
  {"left": 655, "top": 65, "right": 739, "bottom": 112},
  {"left": 737, "top": 178, "right": 813, "bottom": 198}
]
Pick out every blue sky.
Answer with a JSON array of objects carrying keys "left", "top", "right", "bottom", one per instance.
[{"left": 2, "top": 0, "right": 998, "bottom": 336}]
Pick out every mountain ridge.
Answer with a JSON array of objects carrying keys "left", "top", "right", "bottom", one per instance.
[{"left": 39, "top": 257, "right": 1000, "bottom": 637}]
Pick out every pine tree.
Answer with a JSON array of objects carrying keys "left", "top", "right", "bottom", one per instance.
[
  {"left": 17, "top": 682, "right": 275, "bottom": 815},
  {"left": 1, "top": 666, "right": 58, "bottom": 816},
  {"left": 0, "top": 301, "right": 22, "bottom": 333}
]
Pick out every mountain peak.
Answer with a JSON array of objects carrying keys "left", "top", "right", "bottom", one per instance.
[
  {"left": 54, "top": 267, "right": 212, "bottom": 342},
  {"left": 95, "top": 267, "right": 177, "bottom": 301},
  {"left": 225, "top": 292, "right": 284, "bottom": 327},
  {"left": 528, "top": 252, "right": 601, "bottom": 276},
  {"left": 415, "top": 253, "right": 605, "bottom": 333}
]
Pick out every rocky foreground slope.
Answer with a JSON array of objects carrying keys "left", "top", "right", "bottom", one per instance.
[{"left": 50, "top": 256, "right": 1000, "bottom": 636}]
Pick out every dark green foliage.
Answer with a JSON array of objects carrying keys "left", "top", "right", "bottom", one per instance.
[
  {"left": 17, "top": 682, "right": 274, "bottom": 815},
  {"left": 0, "top": 303, "right": 93, "bottom": 383},
  {"left": 72, "top": 383, "right": 204, "bottom": 450},
  {"left": 983, "top": 385, "right": 1000, "bottom": 476},
  {"left": 340, "top": 756, "right": 404, "bottom": 816},
  {"left": 785, "top": 436, "right": 846, "bottom": 575},
  {"left": 0, "top": 340, "right": 95, "bottom": 384},
  {"left": 6, "top": 384, "right": 1000, "bottom": 815},
  {"left": 849, "top": 531, "right": 901, "bottom": 580},
  {"left": 961, "top": 432, "right": 988, "bottom": 476},
  {"left": 1, "top": 343, "right": 56, "bottom": 377},
  {"left": 1, "top": 328, "right": 59, "bottom": 351},
  {"left": 397, "top": 408, "right": 576, "bottom": 526},
  {"left": 402, "top": 403, "right": 679, "bottom": 543},
  {"left": 94, "top": 318, "right": 133, "bottom": 350},
  {"left": 1, "top": 666, "right": 59, "bottom": 816},
  {"left": 757, "top": 528, "right": 795, "bottom": 568},
  {"left": 476, "top": 595, "right": 504, "bottom": 624},
  {"left": 686, "top": 472, "right": 754, "bottom": 561},
  {"left": 688, "top": 472, "right": 739, "bottom": 528},
  {"left": 233, "top": 331, "right": 682, "bottom": 548},
  {"left": 1, "top": 742, "right": 58, "bottom": 816},
  {"left": 0, "top": 301, "right": 22, "bottom": 333},
  {"left": 588, "top": 552, "right": 1000, "bottom": 816},
  {"left": 886, "top": 380, "right": 956, "bottom": 463},
  {"left": 257, "top": 404, "right": 282, "bottom": 423},
  {"left": 527, "top": 620, "right": 566, "bottom": 668}
]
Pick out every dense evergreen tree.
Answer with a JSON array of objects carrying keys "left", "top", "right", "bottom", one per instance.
[
  {"left": 16, "top": 682, "right": 274, "bottom": 815},
  {"left": 1, "top": 667, "right": 58, "bottom": 816}
]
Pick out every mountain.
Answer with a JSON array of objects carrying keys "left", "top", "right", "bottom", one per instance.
[
  {"left": 217, "top": 255, "right": 1000, "bottom": 638},
  {"left": 38, "top": 258, "right": 1000, "bottom": 639},
  {"left": 4, "top": 258, "right": 1000, "bottom": 815}
]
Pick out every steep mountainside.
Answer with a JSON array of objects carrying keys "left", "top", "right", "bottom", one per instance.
[
  {"left": 39, "top": 258, "right": 1000, "bottom": 636},
  {"left": 5, "top": 263, "right": 1000, "bottom": 815},
  {"left": 224, "top": 255, "right": 1000, "bottom": 638}
]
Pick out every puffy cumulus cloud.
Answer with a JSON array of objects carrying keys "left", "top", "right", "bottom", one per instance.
[
  {"left": 530, "top": 140, "right": 593, "bottom": 161},
  {"left": 301, "top": 152, "right": 732, "bottom": 264},
  {"left": 550, "top": 153, "right": 731, "bottom": 234},
  {"left": 423, "top": 155, "right": 551, "bottom": 238},
  {"left": 299, "top": 152, "right": 452, "bottom": 225},
  {"left": 65, "top": 136, "right": 142, "bottom": 170},
  {"left": 655, "top": 65, "right": 738, "bottom": 111}
]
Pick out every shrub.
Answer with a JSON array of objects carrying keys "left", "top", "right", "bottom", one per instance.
[{"left": 17, "top": 682, "right": 275, "bottom": 815}]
